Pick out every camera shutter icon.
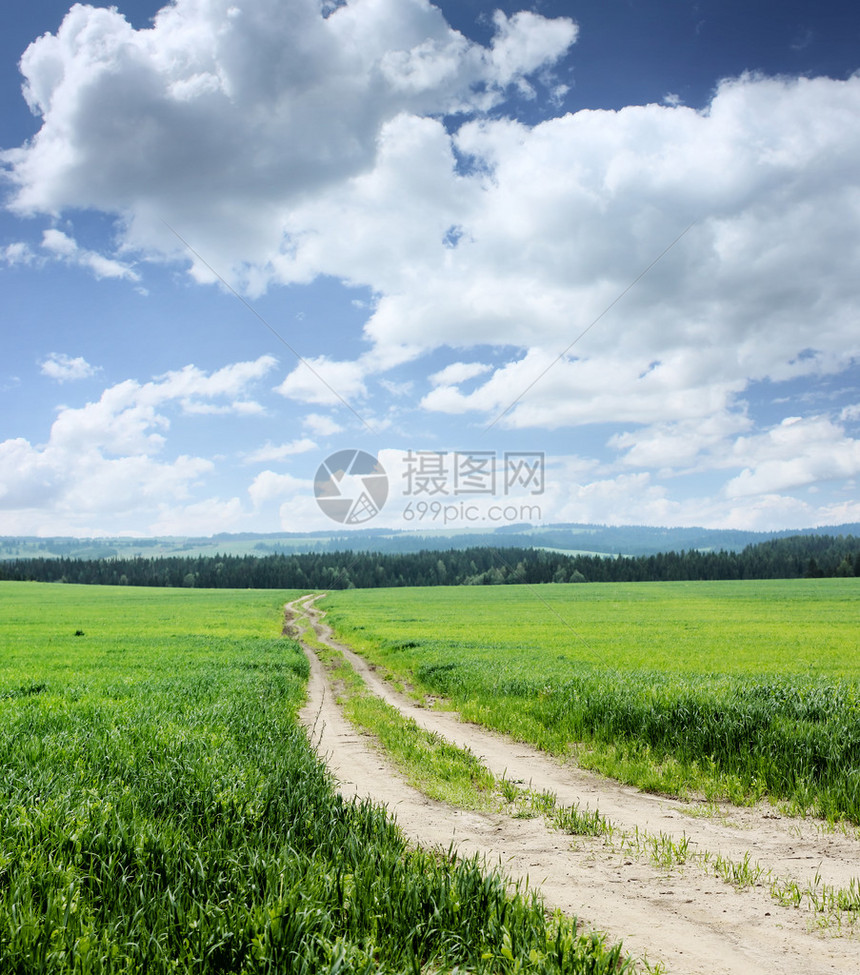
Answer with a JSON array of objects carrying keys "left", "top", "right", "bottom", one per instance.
[{"left": 314, "top": 449, "right": 388, "bottom": 524}]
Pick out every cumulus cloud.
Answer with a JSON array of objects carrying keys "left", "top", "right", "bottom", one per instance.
[
  {"left": 3, "top": 0, "right": 575, "bottom": 285},
  {"left": 428, "top": 361, "right": 492, "bottom": 386},
  {"left": 246, "top": 469, "right": 323, "bottom": 533},
  {"left": 41, "top": 229, "right": 139, "bottom": 280},
  {"left": 4, "top": 1, "right": 860, "bottom": 531},
  {"left": 287, "top": 72, "right": 860, "bottom": 436},
  {"left": 0, "top": 355, "right": 278, "bottom": 531},
  {"left": 3, "top": 242, "right": 36, "bottom": 265},
  {"left": 609, "top": 412, "right": 754, "bottom": 472},
  {"left": 421, "top": 349, "right": 747, "bottom": 431},
  {"left": 156, "top": 356, "right": 278, "bottom": 413},
  {"left": 7, "top": 4, "right": 858, "bottom": 434},
  {"left": 248, "top": 469, "right": 308, "bottom": 506},
  {"left": 150, "top": 497, "right": 246, "bottom": 536},
  {"left": 275, "top": 355, "right": 368, "bottom": 406},
  {"left": 40, "top": 352, "right": 100, "bottom": 382},
  {"left": 484, "top": 10, "right": 578, "bottom": 93},
  {"left": 724, "top": 416, "right": 860, "bottom": 498},
  {"left": 549, "top": 471, "right": 679, "bottom": 527},
  {"left": 244, "top": 438, "right": 318, "bottom": 464},
  {"left": 0, "top": 429, "right": 211, "bottom": 516},
  {"left": 303, "top": 412, "right": 344, "bottom": 436}
]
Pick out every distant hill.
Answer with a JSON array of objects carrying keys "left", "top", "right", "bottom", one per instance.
[
  {"left": 2, "top": 522, "right": 859, "bottom": 561},
  {"left": 3, "top": 533, "right": 858, "bottom": 588}
]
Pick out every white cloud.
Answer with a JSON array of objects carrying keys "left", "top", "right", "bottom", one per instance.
[
  {"left": 303, "top": 413, "right": 344, "bottom": 436},
  {"left": 0, "top": 428, "right": 212, "bottom": 515},
  {"left": 150, "top": 497, "right": 246, "bottom": 536},
  {"left": 82, "top": 251, "right": 140, "bottom": 281},
  {"left": 3, "top": 0, "right": 575, "bottom": 287},
  {"left": 484, "top": 10, "right": 578, "bottom": 94},
  {"left": 609, "top": 412, "right": 754, "bottom": 472},
  {"left": 41, "top": 229, "right": 139, "bottom": 281},
  {"left": 275, "top": 356, "right": 368, "bottom": 406},
  {"left": 288, "top": 72, "right": 860, "bottom": 436},
  {"left": 41, "top": 229, "right": 76, "bottom": 257},
  {"left": 724, "top": 416, "right": 860, "bottom": 498},
  {"left": 155, "top": 356, "right": 278, "bottom": 414},
  {"left": 379, "top": 378, "right": 414, "bottom": 397},
  {"left": 715, "top": 493, "right": 820, "bottom": 533},
  {"left": 428, "top": 361, "right": 492, "bottom": 386},
  {"left": 3, "top": 242, "right": 36, "bottom": 265},
  {"left": 9, "top": 5, "right": 858, "bottom": 442},
  {"left": 4, "top": 2, "right": 860, "bottom": 532},
  {"left": 277, "top": 493, "right": 328, "bottom": 532},
  {"left": 363, "top": 443, "right": 859, "bottom": 534},
  {"left": 0, "top": 356, "right": 279, "bottom": 532},
  {"left": 549, "top": 471, "right": 678, "bottom": 527},
  {"left": 244, "top": 438, "right": 318, "bottom": 464},
  {"left": 180, "top": 400, "right": 266, "bottom": 416},
  {"left": 246, "top": 469, "right": 328, "bottom": 533},
  {"left": 421, "top": 350, "right": 746, "bottom": 430},
  {"left": 40, "top": 353, "right": 100, "bottom": 383},
  {"left": 248, "top": 470, "right": 309, "bottom": 507}
]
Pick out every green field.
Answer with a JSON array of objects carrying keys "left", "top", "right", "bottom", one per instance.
[
  {"left": 0, "top": 581, "right": 628, "bottom": 974},
  {"left": 323, "top": 579, "right": 860, "bottom": 821}
]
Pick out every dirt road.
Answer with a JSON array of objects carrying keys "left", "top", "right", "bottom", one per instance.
[{"left": 290, "top": 594, "right": 860, "bottom": 974}]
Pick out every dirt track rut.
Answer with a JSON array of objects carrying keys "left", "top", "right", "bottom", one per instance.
[{"left": 291, "top": 594, "right": 860, "bottom": 975}]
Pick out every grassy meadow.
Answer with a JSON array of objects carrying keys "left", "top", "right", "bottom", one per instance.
[
  {"left": 0, "top": 581, "right": 629, "bottom": 974},
  {"left": 323, "top": 579, "right": 860, "bottom": 821}
]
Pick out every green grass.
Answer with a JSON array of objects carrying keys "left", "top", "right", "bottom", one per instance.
[
  {"left": 293, "top": 599, "right": 600, "bottom": 819},
  {"left": 313, "top": 640, "right": 499, "bottom": 811},
  {"left": 323, "top": 579, "right": 860, "bottom": 677},
  {"left": 0, "top": 581, "right": 630, "bottom": 974},
  {"left": 322, "top": 580, "right": 860, "bottom": 822}
]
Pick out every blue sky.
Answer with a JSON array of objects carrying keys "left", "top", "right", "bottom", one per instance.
[{"left": 1, "top": 0, "right": 859, "bottom": 537}]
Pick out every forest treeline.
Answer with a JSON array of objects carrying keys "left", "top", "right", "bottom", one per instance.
[{"left": 1, "top": 533, "right": 858, "bottom": 589}]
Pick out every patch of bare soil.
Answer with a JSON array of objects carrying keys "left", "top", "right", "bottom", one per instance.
[{"left": 291, "top": 595, "right": 860, "bottom": 974}]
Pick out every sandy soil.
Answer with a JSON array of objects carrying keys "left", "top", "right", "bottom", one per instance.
[{"left": 290, "top": 594, "right": 860, "bottom": 974}]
